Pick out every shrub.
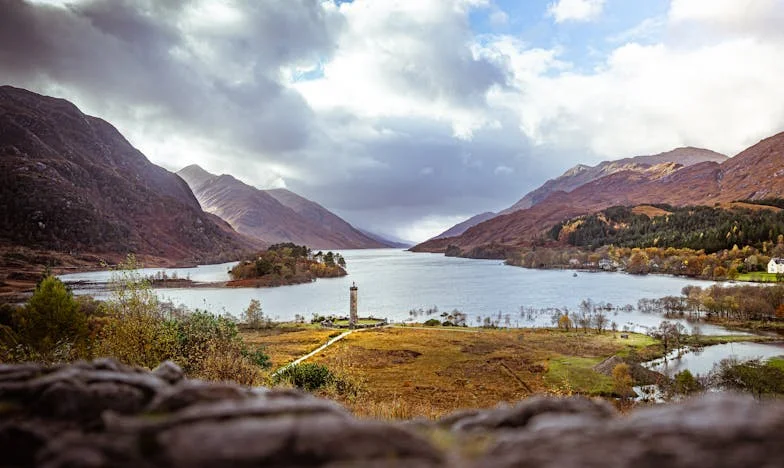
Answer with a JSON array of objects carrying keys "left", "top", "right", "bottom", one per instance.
[
  {"left": 273, "top": 362, "right": 335, "bottom": 391},
  {"left": 12, "top": 276, "right": 90, "bottom": 359},
  {"left": 423, "top": 319, "right": 441, "bottom": 327},
  {"left": 174, "top": 310, "right": 242, "bottom": 373},
  {"left": 96, "top": 256, "right": 178, "bottom": 368},
  {"left": 244, "top": 347, "right": 272, "bottom": 369},
  {"left": 673, "top": 370, "right": 702, "bottom": 395},
  {"left": 197, "top": 345, "right": 261, "bottom": 386}
]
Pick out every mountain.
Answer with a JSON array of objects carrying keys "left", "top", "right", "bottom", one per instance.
[
  {"left": 430, "top": 212, "right": 496, "bottom": 240},
  {"left": 357, "top": 229, "right": 413, "bottom": 248},
  {"left": 413, "top": 134, "right": 784, "bottom": 253},
  {"left": 177, "top": 166, "right": 387, "bottom": 249},
  {"left": 0, "top": 86, "right": 257, "bottom": 263},
  {"left": 429, "top": 147, "right": 727, "bottom": 243},
  {"left": 500, "top": 147, "right": 728, "bottom": 214}
]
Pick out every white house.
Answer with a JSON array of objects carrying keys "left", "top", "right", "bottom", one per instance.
[{"left": 768, "top": 258, "right": 784, "bottom": 274}]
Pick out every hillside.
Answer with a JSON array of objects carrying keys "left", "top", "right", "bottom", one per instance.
[
  {"left": 430, "top": 211, "right": 496, "bottom": 240},
  {"left": 430, "top": 147, "right": 727, "bottom": 243},
  {"left": 0, "top": 86, "right": 257, "bottom": 263},
  {"left": 178, "top": 166, "right": 387, "bottom": 249},
  {"left": 501, "top": 147, "right": 728, "bottom": 214},
  {"left": 413, "top": 134, "right": 784, "bottom": 253}
]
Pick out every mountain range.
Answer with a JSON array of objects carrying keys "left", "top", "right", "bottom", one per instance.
[
  {"left": 0, "top": 85, "right": 259, "bottom": 264},
  {"left": 415, "top": 134, "right": 784, "bottom": 253},
  {"left": 429, "top": 147, "right": 728, "bottom": 241},
  {"left": 0, "top": 86, "right": 396, "bottom": 273},
  {"left": 177, "top": 165, "right": 388, "bottom": 250}
]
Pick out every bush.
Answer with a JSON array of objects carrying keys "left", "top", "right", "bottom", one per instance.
[
  {"left": 673, "top": 370, "right": 702, "bottom": 395},
  {"left": 244, "top": 347, "right": 272, "bottom": 369},
  {"left": 12, "top": 276, "right": 90, "bottom": 359},
  {"left": 197, "top": 345, "right": 261, "bottom": 386},
  {"left": 423, "top": 319, "right": 441, "bottom": 327},
  {"left": 174, "top": 310, "right": 242, "bottom": 373},
  {"left": 273, "top": 362, "right": 335, "bottom": 391},
  {"left": 96, "top": 256, "right": 178, "bottom": 368}
]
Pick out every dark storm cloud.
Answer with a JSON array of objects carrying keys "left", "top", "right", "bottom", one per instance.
[{"left": 0, "top": 0, "right": 341, "bottom": 153}]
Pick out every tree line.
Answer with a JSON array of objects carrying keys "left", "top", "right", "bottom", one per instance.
[{"left": 550, "top": 203, "right": 784, "bottom": 253}]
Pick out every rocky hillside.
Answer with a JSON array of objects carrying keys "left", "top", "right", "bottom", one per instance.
[
  {"left": 2, "top": 359, "right": 783, "bottom": 467},
  {"left": 0, "top": 86, "right": 257, "bottom": 263},
  {"left": 413, "top": 134, "right": 784, "bottom": 253},
  {"left": 429, "top": 148, "right": 726, "bottom": 243},
  {"left": 501, "top": 147, "right": 727, "bottom": 214},
  {"left": 178, "top": 165, "right": 387, "bottom": 249}
]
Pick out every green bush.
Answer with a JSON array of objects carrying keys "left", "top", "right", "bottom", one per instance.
[
  {"left": 423, "top": 319, "right": 441, "bottom": 327},
  {"left": 244, "top": 347, "right": 272, "bottom": 369},
  {"left": 12, "top": 276, "right": 90, "bottom": 359},
  {"left": 273, "top": 362, "right": 335, "bottom": 391},
  {"left": 673, "top": 370, "right": 702, "bottom": 395}
]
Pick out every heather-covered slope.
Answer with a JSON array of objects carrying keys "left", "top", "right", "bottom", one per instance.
[
  {"left": 501, "top": 147, "right": 728, "bottom": 214},
  {"left": 413, "top": 134, "right": 784, "bottom": 252},
  {"left": 178, "top": 165, "right": 386, "bottom": 249},
  {"left": 430, "top": 147, "right": 727, "bottom": 243},
  {"left": 0, "top": 86, "right": 257, "bottom": 262}
]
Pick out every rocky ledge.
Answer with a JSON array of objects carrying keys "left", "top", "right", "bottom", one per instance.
[{"left": 1, "top": 360, "right": 782, "bottom": 467}]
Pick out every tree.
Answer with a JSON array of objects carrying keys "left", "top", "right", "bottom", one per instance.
[
  {"left": 673, "top": 370, "right": 701, "bottom": 395},
  {"left": 557, "top": 314, "right": 573, "bottom": 331},
  {"left": 649, "top": 320, "right": 686, "bottom": 358},
  {"left": 612, "top": 363, "right": 633, "bottom": 396},
  {"left": 593, "top": 311, "right": 608, "bottom": 334},
  {"left": 243, "top": 299, "right": 267, "bottom": 329},
  {"left": 13, "top": 275, "right": 89, "bottom": 358},
  {"left": 97, "top": 255, "right": 178, "bottom": 369}
]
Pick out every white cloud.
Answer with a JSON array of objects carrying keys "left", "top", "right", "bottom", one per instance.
[
  {"left": 479, "top": 0, "right": 784, "bottom": 158},
  {"left": 494, "top": 165, "right": 514, "bottom": 175},
  {"left": 396, "top": 214, "right": 470, "bottom": 243},
  {"left": 547, "top": 0, "right": 606, "bottom": 23},
  {"left": 669, "top": 0, "right": 783, "bottom": 28}
]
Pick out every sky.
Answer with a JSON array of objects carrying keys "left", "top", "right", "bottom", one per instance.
[{"left": 2, "top": 0, "right": 784, "bottom": 242}]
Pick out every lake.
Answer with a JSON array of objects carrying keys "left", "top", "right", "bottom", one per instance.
[
  {"left": 646, "top": 341, "right": 784, "bottom": 377},
  {"left": 63, "top": 249, "right": 738, "bottom": 335}
]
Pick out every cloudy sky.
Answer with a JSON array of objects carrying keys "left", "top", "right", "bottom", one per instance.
[{"left": 2, "top": 0, "right": 784, "bottom": 242}]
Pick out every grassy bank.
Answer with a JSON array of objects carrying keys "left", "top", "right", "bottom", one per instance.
[{"left": 736, "top": 272, "right": 781, "bottom": 283}]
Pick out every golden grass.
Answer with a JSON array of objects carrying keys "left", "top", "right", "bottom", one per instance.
[
  {"left": 240, "top": 325, "right": 338, "bottom": 371},
  {"left": 303, "top": 327, "right": 658, "bottom": 419}
]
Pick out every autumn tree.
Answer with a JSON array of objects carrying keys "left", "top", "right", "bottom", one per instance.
[{"left": 612, "top": 363, "right": 633, "bottom": 396}]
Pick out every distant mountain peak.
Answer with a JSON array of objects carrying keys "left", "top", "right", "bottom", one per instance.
[{"left": 177, "top": 166, "right": 391, "bottom": 249}]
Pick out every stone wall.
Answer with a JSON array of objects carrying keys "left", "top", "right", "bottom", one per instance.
[{"left": 1, "top": 359, "right": 782, "bottom": 467}]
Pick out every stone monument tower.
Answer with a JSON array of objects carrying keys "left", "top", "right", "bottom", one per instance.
[{"left": 349, "top": 282, "right": 358, "bottom": 328}]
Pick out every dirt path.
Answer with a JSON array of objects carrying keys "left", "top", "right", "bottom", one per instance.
[{"left": 272, "top": 327, "right": 372, "bottom": 376}]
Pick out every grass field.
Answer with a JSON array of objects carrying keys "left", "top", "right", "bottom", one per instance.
[
  {"left": 736, "top": 272, "right": 782, "bottom": 283},
  {"left": 296, "top": 327, "right": 661, "bottom": 419},
  {"left": 240, "top": 324, "right": 339, "bottom": 371}
]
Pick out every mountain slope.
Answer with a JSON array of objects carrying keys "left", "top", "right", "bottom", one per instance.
[
  {"left": 0, "top": 86, "right": 257, "bottom": 262},
  {"left": 357, "top": 229, "right": 413, "bottom": 248},
  {"left": 501, "top": 147, "right": 728, "bottom": 214},
  {"left": 413, "top": 134, "right": 784, "bottom": 253},
  {"left": 265, "top": 188, "right": 388, "bottom": 248},
  {"left": 430, "top": 147, "right": 727, "bottom": 243},
  {"left": 430, "top": 212, "right": 496, "bottom": 240},
  {"left": 178, "top": 166, "right": 386, "bottom": 249}
]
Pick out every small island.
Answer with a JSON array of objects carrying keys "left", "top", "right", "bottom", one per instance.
[{"left": 228, "top": 243, "right": 347, "bottom": 288}]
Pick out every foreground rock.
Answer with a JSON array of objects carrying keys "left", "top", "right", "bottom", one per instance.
[{"left": 1, "top": 360, "right": 783, "bottom": 467}]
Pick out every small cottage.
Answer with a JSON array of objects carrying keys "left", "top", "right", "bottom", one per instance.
[{"left": 768, "top": 258, "right": 784, "bottom": 274}]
